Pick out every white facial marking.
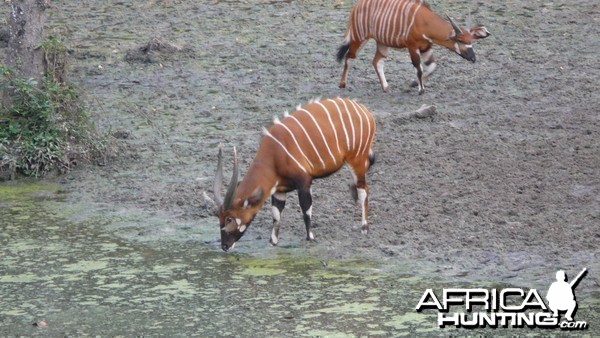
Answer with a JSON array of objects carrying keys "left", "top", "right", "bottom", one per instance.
[
  {"left": 243, "top": 200, "right": 249, "bottom": 208},
  {"left": 239, "top": 224, "right": 246, "bottom": 232},
  {"left": 235, "top": 218, "right": 242, "bottom": 226},
  {"left": 230, "top": 242, "right": 236, "bottom": 250},
  {"left": 454, "top": 43, "right": 461, "bottom": 54}
]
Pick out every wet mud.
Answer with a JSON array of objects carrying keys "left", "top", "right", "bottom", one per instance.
[{"left": 1, "top": 0, "right": 599, "bottom": 335}]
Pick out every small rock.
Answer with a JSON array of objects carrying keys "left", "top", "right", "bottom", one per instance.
[
  {"left": 413, "top": 104, "right": 436, "bottom": 118},
  {"left": 32, "top": 320, "right": 48, "bottom": 327}
]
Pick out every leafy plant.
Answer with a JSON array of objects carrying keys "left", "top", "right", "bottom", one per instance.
[{"left": 0, "top": 36, "right": 110, "bottom": 178}]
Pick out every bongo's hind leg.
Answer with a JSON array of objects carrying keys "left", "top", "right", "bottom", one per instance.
[
  {"left": 339, "top": 39, "right": 366, "bottom": 89},
  {"left": 347, "top": 160, "right": 370, "bottom": 234},
  {"left": 372, "top": 42, "right": 390, "bottom": 92}
]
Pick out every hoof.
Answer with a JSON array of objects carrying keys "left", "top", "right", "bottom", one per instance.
[
  {"left": 409, "top": 80, "right": 419, "bottom": 88},
  {"left": 418, "top": 88, "right": 425, "bottom": 95},
  {"left": 306, "top": 231, "right": 315, "bottom": 241},
  {"left": 339, "top": 82, "right": 346, "bottom": 89},
  {"left": 361, "top": 225, "right": 369, "bottom": 234}
]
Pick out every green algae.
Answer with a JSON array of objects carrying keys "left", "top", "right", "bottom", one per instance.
[
  {"left": 385, "top": 313, "right": 431, "bottom": 331},
  {"left": 0, "top": 272, "right": 43, "bottom": 283},
  {"left": 63, "top": 260, "right": 109, "bottom": 273},
  {"left": 1, "top": 180, "right": 599, "bottom": 336},
  {"left": 313, "top": 302, "right": 385, "bottom": 315},
  {"left": 0, "top": 181, "right": 60, "bottom": 200}
]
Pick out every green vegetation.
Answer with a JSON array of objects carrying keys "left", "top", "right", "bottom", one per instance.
[{"left": 0, "top": 36, "right": 109, "bottom": 178}]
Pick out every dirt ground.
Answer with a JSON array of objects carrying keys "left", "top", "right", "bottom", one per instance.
[{"left": 2, "top": 1, "right": 598, "bottom": 290}]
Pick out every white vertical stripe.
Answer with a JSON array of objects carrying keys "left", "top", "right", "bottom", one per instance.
[
  {"left": 385, "top": 1, "right": 396, "bottom": 46},
  {"left": 405, "top": 2, "right": 422, "bottom": 40},
  {"left": 327, "top": 98, "right": 350, "bottom": 152},
  {"left": 348, "top": 100, "right": 365, "bottom": 155},
  {"left": 286, "top": 114, "right": 326, "bottom": 168},
  {"left": 380, "top": 0, "right": 394, "bottom": 45},
  {"left": 356, "top": 1, "right": 364, "bottom": 40},
  {"left": 376, "top": 1, "right": 391, "bottom": 43},
  {"left": 355, "top": 102, "right": 374, "bottom": 156},
  {"left": 368, "top": 0, "right": 376, "bottom": 33},
  {"left": 275, "top": 119, "right": 314, "bottom": 170},
  {"left": 361, "top": 0, "right": 370, "bottom": 39},
  {"left": 401, "top": 1, "right": 413, "bottom": 41},
  {"left": 298, "top": 108, "right": 337, "bottom": 165},
  {"left": 398, "top": 0, "right": 411, "bottom": 45},
  {"left": 389, "top": 0, "right": 401, "bottom": 46},
  {"left": 371, "top": 0, "right": 386, "bottom": 34},
  {"left": 339, "top": 98, "right": 356, "bottom": 151},
  {"left": 262, "top": 128, "right": 308, "bottom": 173},
  {"left": 316, "top": 101, "right": 341, "bottom": 156}
]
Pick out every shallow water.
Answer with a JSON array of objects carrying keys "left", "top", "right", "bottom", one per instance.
[
  {"left": 1, "top": 0, "right": 599, "bottom": 335},
  {"left": 1, "top": 183, "right": 598, "bottom": 336},
  {"left": 0, "top": 182, "right": 429, "bottom": 336}
]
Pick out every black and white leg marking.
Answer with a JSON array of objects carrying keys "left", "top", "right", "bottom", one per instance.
[
  {"left": 409, "top": 48, "right": 436, "bottom": 91},
  {"left": 297, "top": 187, "right": 315, "bottom": 241},
  {"left": 270, "top": 192, "right": 286, "bottom": 245},
  {"left": 409, "top": 49, "right": 425, "bottom": 95},
  {"left": 357, "top": 188, "right": 368, "bottom": 234},
  {"left": 348, "top": 164, "right": 369, "bottom": 234},
  {"left": 420, "top": 48, "right": 436, "bottom": 81}
]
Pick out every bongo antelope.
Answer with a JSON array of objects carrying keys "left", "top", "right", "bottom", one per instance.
[
  {"left": 213, "top": 97, "right": 376, "bottom": 251},
  {"left": 337, "top": 0, "right": 490, "bottom": 94}
]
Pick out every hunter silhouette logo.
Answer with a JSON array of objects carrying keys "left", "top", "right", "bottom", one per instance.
[
  {"left": 546, "top": 268, "right": 587, "bottom": 322},
  {"left": 416, "top": 268, "right": 589, "bottom": 330}
]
